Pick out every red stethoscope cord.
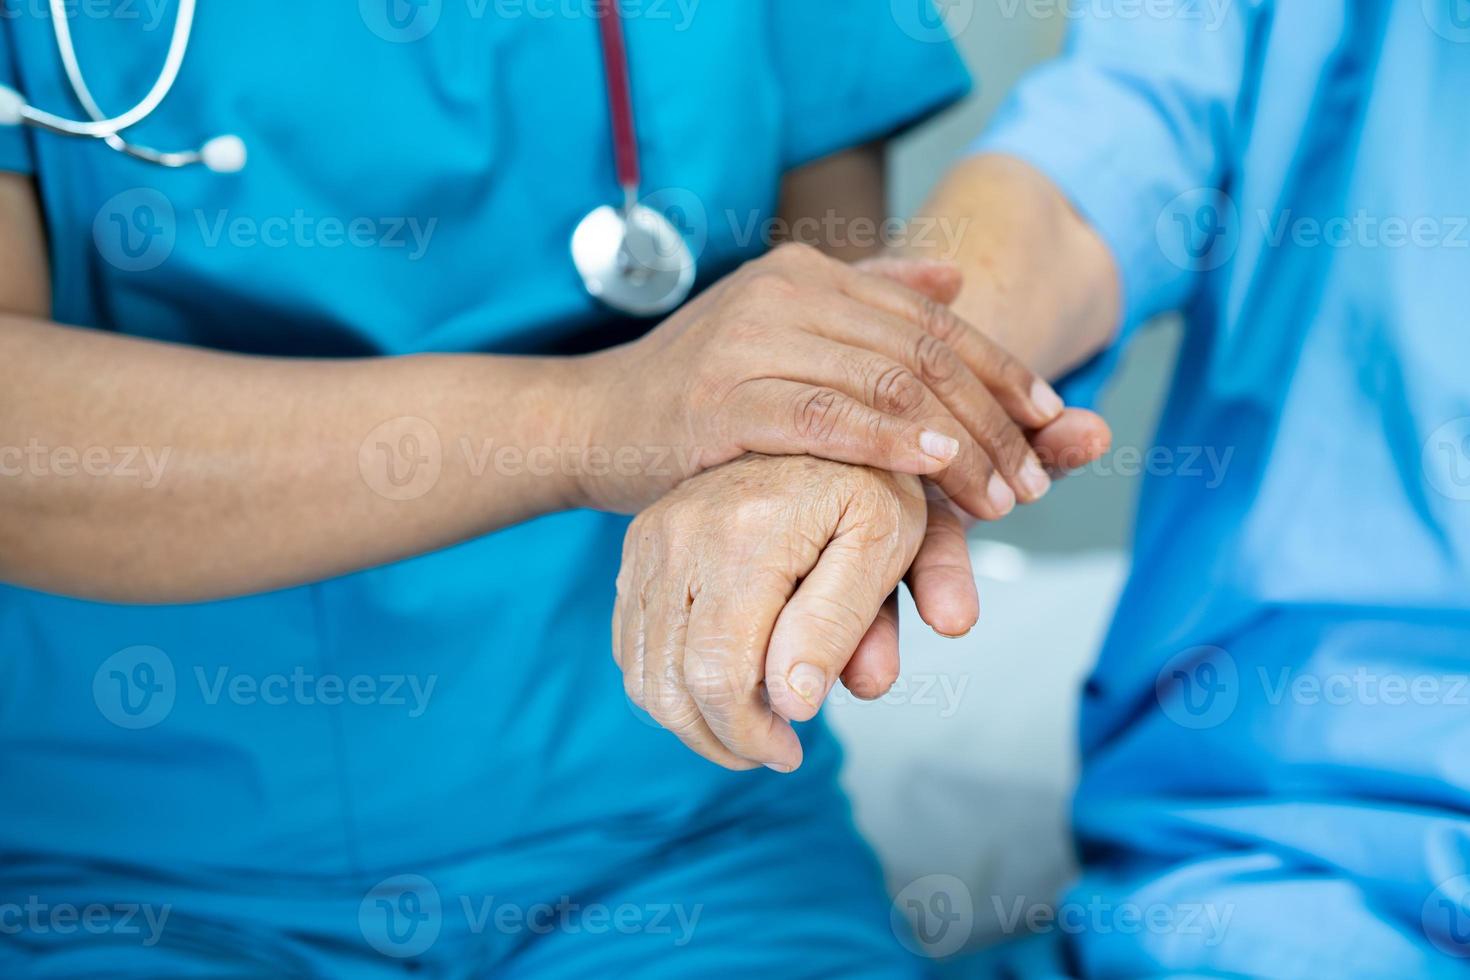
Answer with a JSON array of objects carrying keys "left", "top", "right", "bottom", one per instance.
[{"left": 595, "top": 0, "right": 640, "bottom": 200}]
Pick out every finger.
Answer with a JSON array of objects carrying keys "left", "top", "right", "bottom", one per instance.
[
  {"left": 726, "top": 377, "right": 964, "bottom": 479},
  {"left": 906, "top": 495, "right": 979, "bottom": 638},
  {"left": 1030, "top": 407, "right": 1113, "bottom": 477},
  {"left": 726, "top": 333, "right": 1012, "bottom": 519},
  {"left": 614, "top": 530, "right": 647, "bottom": 704},
  {"left": 643, "top": 614, "right": 764, "bottom": 775},
  {"left": 683, "top": 578, "right": 803, "bottom": 772},
  {"left": 854, "top": 257, "right": 963, "bottom": 306},
  {"left": 839, "top": 265, "right": 1066, "bottom": 431},
  {"left": 766, "top": 534, "right": 898, "bottom": 723},
  {"left": 641, "top": 582, "right": 761, "bottom": 772},
  {"left": 648, "top": 686, "right": 760, "bottom": 771},
  {"left": 840, "top": 592, "right": 900, "bottom": 701},
  {"left": 801, "top": 298, "right": 1046, "bottom": 509}
]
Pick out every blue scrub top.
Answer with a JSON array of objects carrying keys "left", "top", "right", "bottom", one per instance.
[
  {"left": 977, "top": 1, "right": 1470, "bottom": 975},
  {"left": 0, "top": 3, "right": 968, "bottom": 972}
]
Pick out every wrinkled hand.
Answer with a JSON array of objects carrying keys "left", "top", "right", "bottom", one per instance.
[
  {"left": 578, "top": 243, "right": 1064, "bottom": 515},
  {"left": 838, "top": 409, "right": 1114, "bottom": 692},
  {"left": 608, "top": 253, "right": 1114, "bottom": 772},
  {"left": 613, "top": 415, "right": 1112, "bottom": 773},
  {"left": 613, "top": 454, "right": 929, "bottom": 772}
]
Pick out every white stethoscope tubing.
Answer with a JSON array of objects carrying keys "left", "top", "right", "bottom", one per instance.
[
  {"left": 0, "top": 0, "right": 244, "bottom": 171},
  {"left": 28, "top": 0, "right": 194, "bottom": 137}
]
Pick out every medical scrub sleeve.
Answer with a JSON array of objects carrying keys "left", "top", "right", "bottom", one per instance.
[
  {"left": 0, "top": 24, "right": 34, "bottom": 173},
  {"left": 771, "top": 0, "right": 971, "bottom": 170},
  {"left": 973, "top": 0, "right": 1258, "bottom": 405}
]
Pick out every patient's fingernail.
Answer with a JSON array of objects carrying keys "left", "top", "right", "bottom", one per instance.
[
  {"left": 1019, "top": 456, "right": 1052, "bottom": 500},
  {"left": 1031, "top": 380, "right": 1065, "bottom": 420},
  {"left": 986, "top": 472, "right": 1015, "bottom": 516},
  {"left": 763, "top": 762, "right": 792, "bottom": 773},
  {"left": 919, "top": 430, "right": 960, "bottom": 464},
  {"left": 788, "top": 663, "right": 828, "bottom": 707}
]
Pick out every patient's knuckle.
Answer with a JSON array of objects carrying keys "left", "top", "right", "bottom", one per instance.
[
  {"left": 645, "top": 686, "right": 694, "bottom": 727},
  {"left": 726, "top": 494, "right": 778, "bottom": 532},
  {"left": 684, "top": 658, "right": 746, "bottom": 707},
  {"left": 623, "top": 669, "right": 646, "bottom": 706},
  {"left": 656, "top": 499, "right": 698, "bottom": 537},
  {"left": 854, "top": 484, "right": 908, "bottom": 536}
]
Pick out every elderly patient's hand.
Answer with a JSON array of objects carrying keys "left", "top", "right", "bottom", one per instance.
[
  {"left": 613, "top": 453, "right": 946, "bottom": 773},
  {"left": 613, "top": 411, "right": 1112, "bottom": 772}
]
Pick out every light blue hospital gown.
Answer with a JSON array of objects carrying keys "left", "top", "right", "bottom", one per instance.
[
  {"left": 968, "top": 1, "right": 1470, "bottom": 976},
  {"left": 0, "top": 2, "right": 969, "bottom": 975}
]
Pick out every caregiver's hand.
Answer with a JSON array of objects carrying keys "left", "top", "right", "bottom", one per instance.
[
  {"left": 613, "top": 453, "right": 926, "bottom": 772},
  {"left": 576, "top": 243, "right": 1064, "bottom": 516}
]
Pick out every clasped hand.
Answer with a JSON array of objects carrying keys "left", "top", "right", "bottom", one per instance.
[{"left": 601, "top": 247, "right": 1110, "bottom": 772}]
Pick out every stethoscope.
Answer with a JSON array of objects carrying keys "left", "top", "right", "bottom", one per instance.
[
  {"left": 569, "top": 4, "right": 697, "bottom": 317},
  {"left": 0, "top": 2, "right": 690, "bottom": 316},
  {"left": 0, "top": 0, "right": 245, "bottom": 172}
]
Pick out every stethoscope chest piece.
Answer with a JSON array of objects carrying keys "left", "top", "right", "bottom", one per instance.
[{"left": 571, "top": 201, "right": 695, "bottom": 318}]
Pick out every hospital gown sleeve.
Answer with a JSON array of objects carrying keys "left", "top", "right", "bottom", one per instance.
[
  {"left": 768, "top": 0, "right": 972, "bottom": 171},
  {"left": 0, "top": 20, "right": 34, "bottom": 174},
  {"left": 974, "top": 0, "right": 1265, "bottom": 404}
]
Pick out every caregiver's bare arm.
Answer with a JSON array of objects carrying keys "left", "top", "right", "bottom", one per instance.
[
  {"left": 0, "top": 305, "right": 592, "bottom": 605},
  {"left": 0, "top": 165, "right": 1066, "bottom": 604},
  {"left": 906, "top": 153, "right": 1121, "bottom": 381}
]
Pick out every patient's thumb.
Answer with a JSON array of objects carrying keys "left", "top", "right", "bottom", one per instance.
[{"left": 1032, "top": 407, "right": 1112, "bottom": 477}]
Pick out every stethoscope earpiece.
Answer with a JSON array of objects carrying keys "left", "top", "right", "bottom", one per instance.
[
  {"left": 0, "top": 85, "right": 24, "bottom": 126},
  {"left": 200, "top": 135, "right": 246, "bottom": 173}
]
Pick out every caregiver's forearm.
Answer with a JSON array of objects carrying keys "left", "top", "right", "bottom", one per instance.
[
  {"left": 0, "top": 315, "right": 589, "bottom": 604},
  {"left": 906, "top": 153, "right": 1121, "bottom": 381}
]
